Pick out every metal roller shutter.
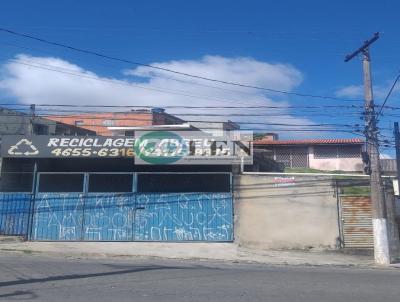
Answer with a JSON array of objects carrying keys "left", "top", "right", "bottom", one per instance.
[{"left": 340, "top": 196, "right": 373, "bottom": 248}]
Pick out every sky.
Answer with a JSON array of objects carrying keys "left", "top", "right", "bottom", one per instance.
[{"left": 0, "top": 0, "right": 399, "bottom": 155}]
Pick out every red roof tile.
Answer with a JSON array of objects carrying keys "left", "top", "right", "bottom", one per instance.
[{"left": 253, "top": 138, "right": 364, "bottom": 146}]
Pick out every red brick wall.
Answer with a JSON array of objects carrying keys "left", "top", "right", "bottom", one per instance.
[{"left": 47, "top": 112, "right": 154, "bottom": 135}]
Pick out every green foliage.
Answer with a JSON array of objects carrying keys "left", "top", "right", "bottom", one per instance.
[
  {"left": 341, "top": 186, "right": 370, "bottom": 196},
  {"left": 284, "top": 167, "right": 332, "bottom": 173}
]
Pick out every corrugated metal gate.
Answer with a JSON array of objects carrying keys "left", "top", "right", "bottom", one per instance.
[
  {"left": 31, "top": 192, "right": 233, "bottom": 241},
  {"left": 340, "top": 196, "right": 373, "bottom": 248}
]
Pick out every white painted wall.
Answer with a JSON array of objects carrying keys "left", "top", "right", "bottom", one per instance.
[{"left": 234, "top": 174, "right": 340, "bottom": 250}]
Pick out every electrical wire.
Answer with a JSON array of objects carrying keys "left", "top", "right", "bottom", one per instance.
[
  {"left": 376, "top": 72, "right": 400, "bottom": 119},
  {"left": 0, "top": 102, "right": 365, "bottom": 110},
  {"left": 0, "top": 27, "right": 363, "bottom": 102},
  {"left": 0, "top": 40, "right": 346, "bottom": 101}
]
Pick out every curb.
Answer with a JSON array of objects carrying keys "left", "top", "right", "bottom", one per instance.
[{"left": 0, "top": 243, "right": 382, "bottom": 269}]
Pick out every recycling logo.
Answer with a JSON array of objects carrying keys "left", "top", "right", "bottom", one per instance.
[{"left": 8, "top": 139, "right": 39, "bottom": 156}]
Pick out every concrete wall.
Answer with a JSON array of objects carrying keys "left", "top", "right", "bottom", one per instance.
[
  {"left": 308, "top": 146, "right": 363, "bottom": 172},
  {"left": 234, "top": 174, "right": 340, "bottom": 250},
  {"left": 0, "top": 109, "right": 30, "bottom": 136}
]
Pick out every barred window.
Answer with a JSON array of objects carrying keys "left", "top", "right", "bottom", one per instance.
[
  {"left": 314, "top": 145, "right": 361, "bottom": 159},
  {"left": 314, "top": 146, "right": 338, "bottom": 159},
  {"left": 274, "top": 147, "right": 308, "bottom": 168},
  {"left": 338, "top": 145, "right": 361, "bottom": 158}
]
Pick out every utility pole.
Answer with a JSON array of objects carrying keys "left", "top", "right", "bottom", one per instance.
[
  {"left": 28, "top": 104, "right": 35, "bottom": 136},
  {"left": 394, "top": 122, "right": 400, "bottom": 195},
  {"left": 345, "top": 32, "right": 390, "bottom": 265}
]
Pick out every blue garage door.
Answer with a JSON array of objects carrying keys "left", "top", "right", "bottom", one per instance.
[
  {"left": 134, "top": 193, "right": 233, "bottom": 241},
  {"left": 0, "top": 193, "right": 31, "bottom": 237},
  {"left": 30, "top": 192, "right": 233, "bottom": 241},
  {"left": 83, "top": 193, "right": 136, "bottom": 241},
  {"left": 30, "top": 172, "right": 233, "bottom": 242},
  {"left": 32, "top": 193, "right": 84, "bottom": 240}
]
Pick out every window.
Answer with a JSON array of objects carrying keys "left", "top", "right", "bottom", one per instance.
[
  {"left": 339, "top": 145, "right": 361, "bottom": 158},
  {"left": 33, "top": 124, "right": 49, "bottom": 135},
  {"left": 274, "top": 147, "right": 308, "bottom": 168},
  {"left": 38, "top": 174, "right": 84, "bottom": 192},
  {"left": 88, "top": 174, "right": 133, "bottom": 192},
  {"left": 0, "top": 161, "right": 34, "bottom": 192},
  {"left": 137, "top": 173, "right": 231, "bottom": 193},
  {"left": 314, "top": 146, "right": 338, "bottom": 159},
  {"left": 314, "top": 145, "right": 361, "bottom": 159}
]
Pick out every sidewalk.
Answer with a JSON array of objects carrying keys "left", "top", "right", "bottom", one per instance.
[{"left": 0, "top": 240, "right": 377, "bottom": 267}]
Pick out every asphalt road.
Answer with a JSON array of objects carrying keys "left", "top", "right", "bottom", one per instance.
[{"left": 0, "top": 253, "right": 399, "bottom": 302}]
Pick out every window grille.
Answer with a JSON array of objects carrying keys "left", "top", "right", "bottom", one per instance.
[
  {"left": 314, "top": 145, "right": 361, "bottom": 159},
  {"left": 314, "top": 146, "right": 338, "bottom": 159},
  {"left": 274, "top": 147, "right": 308, "bottom": 168},
  {"left": 338, "top": 145, "right": 361, "bottom": 158}
]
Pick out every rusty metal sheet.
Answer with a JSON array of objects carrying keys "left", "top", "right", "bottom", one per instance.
[{"left": 340, "top": 196, "right": 373, "bottom": 248}]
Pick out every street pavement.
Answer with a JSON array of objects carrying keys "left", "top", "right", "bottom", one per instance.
[{"left": 0, "top": 253, "right": 399, "bottom": 302}]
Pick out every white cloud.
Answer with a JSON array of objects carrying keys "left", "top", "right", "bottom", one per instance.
[
  {"left": 0, "top": 54, "right": 322, "bottom": 137},
  {"left": 336, "top": 85, "right": 364, "bottom": 99},
  {"left": 126, "top": 55, "right": 303, "bottom": 92},
  {"left": 336, "top": 81, "right": 400, "bottom": 101}
]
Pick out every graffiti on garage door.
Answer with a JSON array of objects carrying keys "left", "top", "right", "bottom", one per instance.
[{"left": 31, "top": 192, "right": 233, "bottom": 242}]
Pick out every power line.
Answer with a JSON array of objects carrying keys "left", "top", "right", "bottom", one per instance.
[
  {"left": 0, "top": 111, "right": 364, "bottom": 130},
  {"left": 0, "top": 102, "right": 365, "bottom": 110},
  {"left": 0, "top": 110, "right": 363, "bottom": 127},
  {"left": 0, "top": 40, "right": 337, "bottom": 101},
  {"left": 0, "top": 120, "right": 359, "bottom": 129},
  {"left": 0, "top": 27, "right": 362, "bottom": 102},
  {"left": 11, "top": 58, "right": 363, "bottom": 109},
  {"left": 376, "top": 72, "right": 400, "bottom": 119},
  {"left": 0, "top": 110, "right": 365, "bottom": 121},
  {"left": 3, "top": 56, "right": 361, "bottom": 109},
  {"left": 0, "top": 110, "right": 362, "bottom": 121},
  {"left": 10, "top": 59, "right": 246, "bottom": 106},
  {"left": 8, "top": 59, "right": 257, "bottom": 107}
]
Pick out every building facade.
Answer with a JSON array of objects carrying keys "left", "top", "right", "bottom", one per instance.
[
  {"left": 254, "top": 138, "right": 364, "bottom": 172},
  {"left": 0, "top": 107, "right": 95, "bottom": 136},
  {"left": 0, "top": 107, "right": 96, "bottom": 191},
  {"left": 46, "top": 108, "right": 186, "bottom": 136},
  {"left": 0, "top": 108, "right": 236, "bottom": 242}
]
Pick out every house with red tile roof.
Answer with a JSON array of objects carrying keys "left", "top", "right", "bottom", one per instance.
[{"left": 254, "top": 134, "right": 364, "bottom": 172}]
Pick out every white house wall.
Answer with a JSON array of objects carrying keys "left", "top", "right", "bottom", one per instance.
[{"left": 308, "top": 146, "right": 363, "bottom": 172}]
